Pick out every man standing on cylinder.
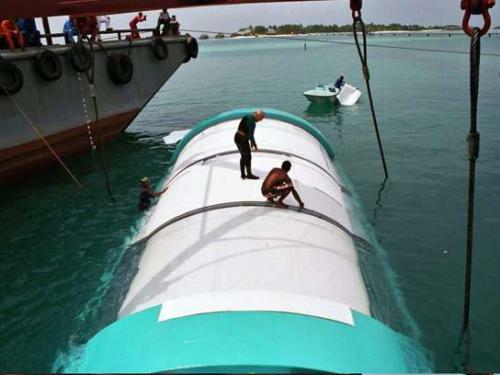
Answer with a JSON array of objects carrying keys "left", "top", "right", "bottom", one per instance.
[
  {"left": 234, "top": 110, "right": 265, "bottom": 180},
  {"left": 261, "top": 160, "right": 304, "bottom": 209}
]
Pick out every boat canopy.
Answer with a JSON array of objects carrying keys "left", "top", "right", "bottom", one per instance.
[{"left": 1, "top": 0, "right": 331, "bottom": 19}]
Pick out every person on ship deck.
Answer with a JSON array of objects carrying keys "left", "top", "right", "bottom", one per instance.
[
  {"left": 0, "top": 19, "right": 25, "bottom": 51},
  {"left": 17, "top": 18, "right": 41, "bottom": 47},
  {"left": 96, "top": 15, "right": 111, "bottom": 41},
  {"left": 170, "top": 15, "right": 180, "bottom": 36},
  {"left": 156, "top": 9, "right": 171, "bottom": 36},
  {"left": 97, "top": 16, "right": 112, "bottom": 32},
  {"left": 0, "top": 34, "right": 7, "bottom": 50},
  {"left": 234, "top": 110, "right": 265, "bottom": 180},
  {"left": 129, "top": 12, "right": 147, "bottom": 40},
  {"left": 72, "top": 15, "right": 99, "bottom": 41},
  {"left": 261, "top": 161, "right": 305, "bottom": 209},
  {"left": 63, "top": 18, "right": 78, "bottom": 44}
]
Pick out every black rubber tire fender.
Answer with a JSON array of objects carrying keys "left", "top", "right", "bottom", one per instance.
[
  {"left": 151, "top": 37, "right": 169, "bottom": 60},
  {"left": 186, "top": 37, "right": 198, "bottom": 59},
  {"left": 35, "top": 50, "right": 63, "bottom": 81},
  {"left": 0, "top": 60, "right": 23, "bottom": 95},
  {"left": 107, "top": 53, "right": 134, "bottom": 85},
  {"left": 68, "top": 43, "right": 92, "bottom": 72}
]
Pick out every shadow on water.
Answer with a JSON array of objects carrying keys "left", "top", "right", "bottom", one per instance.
[
  {"left": 304, "top": 102, "right": 339, "bottom": 118},
  {"left": 304, "top": 103, "right": 345, "bottom": 143},
  {"left": 371, "top": 177, "right": 389, "bottom": 227}
]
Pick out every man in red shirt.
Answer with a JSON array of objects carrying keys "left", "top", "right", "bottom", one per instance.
[
  {"left": 0, "top": 19, "right": 25, "bottom": 51},
  {"left": 129, "top": 12, "right": 147, "bottom": 40}
]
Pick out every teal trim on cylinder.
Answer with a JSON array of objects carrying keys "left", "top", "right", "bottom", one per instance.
[
  {"left": 72, "top": 308, "right": 431, "bottom": 373},
  {"left": 169, "top": 108, "right": 336, "bottom": 168}
]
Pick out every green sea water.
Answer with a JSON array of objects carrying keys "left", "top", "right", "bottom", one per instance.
[{"left": 1, "top": 35, "right": 500, "bottom": 372}]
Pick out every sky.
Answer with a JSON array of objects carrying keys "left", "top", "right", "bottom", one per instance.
[{"left": 40, "top": 0, "right": 500, "bottom": 37}]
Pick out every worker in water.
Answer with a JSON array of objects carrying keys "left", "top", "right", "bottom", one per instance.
[
  {"left": 334, "top": 75, "right": 345, "bottom": 90},
  {"left": 156, "top": 9, "right": 171, "bottom": 36},
  {"left": 139, "top": 177, "right": 168, "bottom": 210},
  {"left": 170, "top": 15, "right": 180, "bottom": 36},
  {"left": 17, "top": 18, "right": 41, "bottom": 47},
  {"left": 261, "top": 161, "right": 304, "bottom": 209},
  {"left": 234, "top": 109, "right": 265, "bottom": 180},
  {"left": 63, "top": 17, "right": 77, "bottom": 44},
  {"left": 130, "top": 12, "right": 147, "bottom": 40},
  {"left": 0, "top": 19, "right": 25, "bottom": 51}
]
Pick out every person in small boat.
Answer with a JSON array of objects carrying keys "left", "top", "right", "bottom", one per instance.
[
  {"left": 234, "top": 110, "right": 265, "bottom": 180},
  {"left": 261, "top": 161, "right": 304, "bottom": 209},
  {"left": 334, "top": 75, "right": 345, "bottom": 90},
  {"left": 130, "top": 12, "right": 147, "bottom": 40},
  {"left": 138, "top": 177, "right": 168, "bottom": 210}
]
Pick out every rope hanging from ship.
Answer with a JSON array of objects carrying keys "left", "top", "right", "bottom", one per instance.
[
  {"left": 453, "top": 0, "right": 495, "bottom": 371},
  {"left": 83, "top": 37, "right": 116, "bottom": 201},
  {"left": 0, "top": 73, "right": 85, "bottom": 189},
  {"left": 350, "top": 0, "right": 389, "bottom": 180}
]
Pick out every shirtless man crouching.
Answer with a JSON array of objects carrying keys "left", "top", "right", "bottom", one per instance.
[{"left": 261, "top": 160, "right": 304, "bottom": 209}]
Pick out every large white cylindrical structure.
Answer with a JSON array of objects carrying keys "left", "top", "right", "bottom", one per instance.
[{"left": 73, "top": 109, "right": 430, "bottom": 373}]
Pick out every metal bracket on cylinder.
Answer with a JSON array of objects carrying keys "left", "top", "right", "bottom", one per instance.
[{"left": 466, "top": 132, "right": 480, "bottom": 160}]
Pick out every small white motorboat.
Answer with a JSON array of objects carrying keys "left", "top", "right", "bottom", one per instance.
[
  {"left": 303, "top": 83, "right": 362, "bottom": 106},
  {"left": 303, "top": 84, "right": 339, "bottom": 104}
]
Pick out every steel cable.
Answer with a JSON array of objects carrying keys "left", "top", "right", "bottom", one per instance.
[
  {"left": 182, "top": 28, "right": 500, "bottom": 58},
  {"left": 352, "top": 16, "right": 389, "bottom": 179},
  {"left": 454, "top": 26, "right": 482, "bottom": 372}
]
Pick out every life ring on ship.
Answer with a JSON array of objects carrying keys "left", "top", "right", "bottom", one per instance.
[
  {"left": 0, "top": 60, "right": 23, "bottom": 95},
  {"left": 67, "top": 43, "right": 92, "bottom": 72},
  {"left": 35, "top": 50, "right": 63, "bottom": 81},
  {"left": 107, "top": 53, "right": 134, "bottom": 84},
  {"left": 151, "top": 37, "right": 169, "bottom": 60},
  {"left": 183, "top": 37, "right": 198, "bottom": 63}
]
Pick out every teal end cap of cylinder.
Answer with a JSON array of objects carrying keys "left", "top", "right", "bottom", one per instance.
[
  {"left": 73, "top": 306, "right": 432, "bottom": 373},
  {"left": 169, "top": 108, "right": 336, "bottom": 168}
]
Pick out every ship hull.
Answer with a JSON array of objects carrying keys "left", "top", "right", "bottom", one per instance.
[{"left": 0, "top": 36, "right": 192, "bottom": 184}]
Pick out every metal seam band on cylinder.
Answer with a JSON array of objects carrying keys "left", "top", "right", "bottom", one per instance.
[
  {"left": 167, "top": 148, "right": 350, "bottom": 194},
  {"left": 130, "top": 201, "right": 371, "bottom": 249}
]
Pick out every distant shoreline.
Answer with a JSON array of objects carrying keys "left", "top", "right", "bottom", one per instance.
[{"left": 199, "top": 29, "right": 499, "bottom": 40}]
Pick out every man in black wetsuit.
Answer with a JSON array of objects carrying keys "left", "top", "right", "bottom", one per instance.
[
  {"left": 138, "top": 177, "right": 168, "bottom": 210},
  {"left": 234, "top": 109, "right": 265, "bottom": 180}
]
